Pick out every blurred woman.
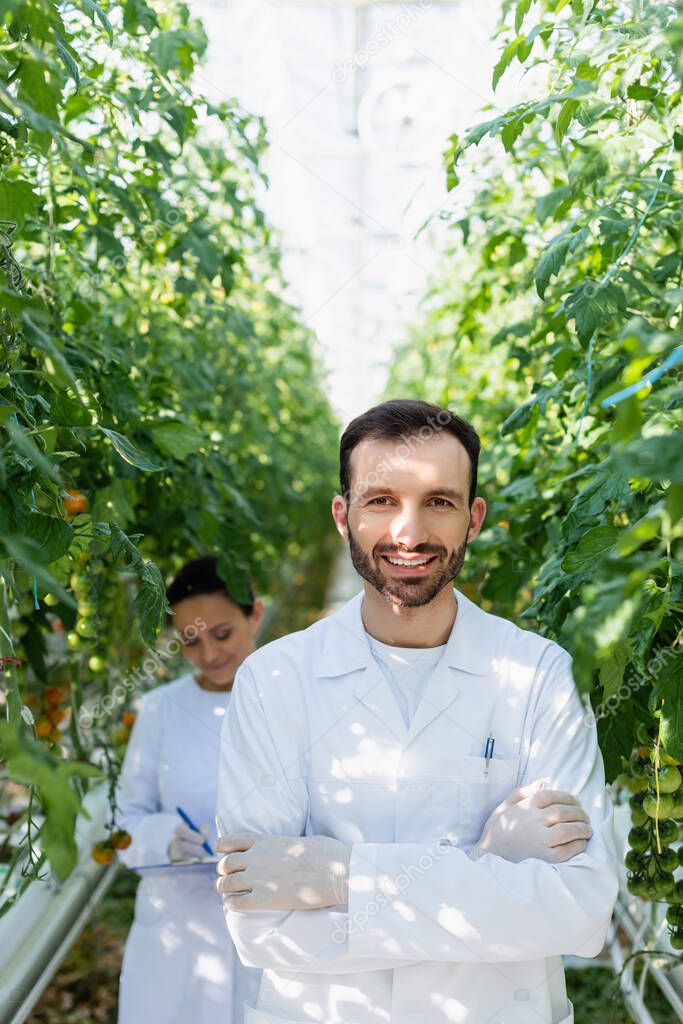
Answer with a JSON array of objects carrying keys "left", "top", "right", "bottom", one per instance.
[{"left": 116, "top": 555, "right": 263, "bottom": 1024}]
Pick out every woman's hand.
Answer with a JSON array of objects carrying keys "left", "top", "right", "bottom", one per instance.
[{"left": 167, "top": 821, "right": 212, "bottom": 862}]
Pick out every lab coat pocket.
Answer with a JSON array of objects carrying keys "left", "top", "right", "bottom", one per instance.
[{"left": 428, "top": 755, "right": 519, "bottom": 846}]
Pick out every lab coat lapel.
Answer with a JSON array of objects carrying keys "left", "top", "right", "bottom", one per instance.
[
  {"left": 352, "top": 661, "right": 409, "bottom": 742},
  {"left": 317, "top": 586, "right": 495, "bottom": 748},
  {"left": 317, "top": 589, "right": 407, "bottom": 740},
  {"left": 403, "top": 656, "right": 461, "bottom": 747}
]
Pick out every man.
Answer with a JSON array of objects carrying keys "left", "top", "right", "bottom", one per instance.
[{"left": 215, "top": 399, "right": 619, "bottom": 1024}]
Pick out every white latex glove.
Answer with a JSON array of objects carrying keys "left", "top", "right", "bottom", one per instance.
[
  {"left": 468, "top": 780, "right": 593, "bottom": 863},
  {"left": 215, "top": 833, "right": 351, "bottom": 911},
  {"left": 167, "top": 820, "right": 212, "bottom": 862}
]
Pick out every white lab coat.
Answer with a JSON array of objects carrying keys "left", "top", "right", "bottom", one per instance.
[
  {"left": 116, "top": 673, "right": 260, "bottom": 1024},
  {"left": 216, "top": 587, "right": 619, "bottom": 1024}
]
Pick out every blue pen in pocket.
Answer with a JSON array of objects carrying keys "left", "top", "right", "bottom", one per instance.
[
  {"left": 176, "top": 805, "right": 215, "bottom": 857},
  {"left": 483, "top": 734, "right": 495, "bottom": 777}
]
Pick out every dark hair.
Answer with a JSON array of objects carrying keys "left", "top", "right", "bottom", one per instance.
[
  {"left": 339, "top": 399, "right": 480, "bottom": 507},
  {"left": 166, "top": 556, "right": 255, "bottom": 616}
]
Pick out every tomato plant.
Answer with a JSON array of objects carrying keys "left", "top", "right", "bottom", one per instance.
[
  {"left": 389, "top": 0, "right": 682, "bottom": 948},
  {"left": 0, "top": 0, "right": 338, "bottom": 911}
]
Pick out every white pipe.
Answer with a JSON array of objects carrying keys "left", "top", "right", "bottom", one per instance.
[{"left": 0, "top": 783, "right": 115, "bottom": 1024}]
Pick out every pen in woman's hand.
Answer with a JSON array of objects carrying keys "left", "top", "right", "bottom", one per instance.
[{"left": 176, "top": 805, "right": 215, "bottom": 856}]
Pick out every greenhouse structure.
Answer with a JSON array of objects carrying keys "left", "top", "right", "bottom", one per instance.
[{"left": 0, "top": 1, "right": 681, "bottom": 1023}]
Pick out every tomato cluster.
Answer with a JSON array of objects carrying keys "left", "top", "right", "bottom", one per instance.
[
  {"left": 27, "top": 685, "right": 71, "bottom": 746},
  {"left": 623, "top": 726, "right": 683, "bottom": 950},
  {"left": 91, "top": 830, "right": 132, "bottom": 865}
]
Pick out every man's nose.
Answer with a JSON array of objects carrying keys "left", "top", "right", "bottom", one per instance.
[{"left": 389, "top": 504, "right": 429, "bottom": 549}]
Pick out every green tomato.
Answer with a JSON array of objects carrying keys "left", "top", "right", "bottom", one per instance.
[
  {"left": 670, "top": 880, "right": 683, "bottom": 905},
  {"left": 670, "top": 931, "right": 683, "bottom": 951},
  {"left": 88, "top": 655, "right": 106, "bottom": 673},
  {"left": 679, "top": 846, "right": 683, "bottom": 869},
  {"left": 66, "top": 631, "right": 81, "bottom": 650},
  {"left": 652, "top": 873, "right": 675, "bottom": 898},
  {"left": 19, "top": 596, "right": 35, "bottom": 616},
  {"left": 0, "top": 372, "right": 10, "bottom": 389},
  {"left": 625, "top": 849, "right": 648, "bottom": 873},
  {"left": 76, "top": 617, "right": 97, "bottom": 639},
  {"left": 13, "top": 620, "right": 29, "bottom": 638},
  {"left": 643, "top": 793, "right": 675, "bottom": 819},
  {"left": 656, "top": 766, "right": 682, "bottom": 794},
  {"left": 631, "top": 756, "right": 650, "bottom": 779},
  {"left": 657, "top": 818, "right": 679, "bottom": 845},
  {"left": 625, "top": 774, "right": 649, "bottom": 793},
  {"left": 655, "top": 847, "right": 679, "bottom": 874},
  {"left": 44, "top": 593, "right": 59, "bottom": 607},
  {"left": 627, "top": 826, "right": 650, "bottom": 853},
  {"left": 627, "top": 873, "right": 648, "bottom": 897},
  {"left": 629, "top": 793, "right": 648, "bottom": 827},
  {"left": 669, "top": 798, "right": 683, "bottom": 818},
  {"left": 666, "top": 905, "right": 683, "bottom": 928}
]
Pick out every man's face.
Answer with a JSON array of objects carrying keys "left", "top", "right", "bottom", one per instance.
[{"left": 332, "top": 432, "right": 486, "bottom": 608}]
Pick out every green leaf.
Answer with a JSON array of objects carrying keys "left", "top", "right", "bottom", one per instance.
[
  {"left": 122, "top": 0, "right": 159, "bottom": 33},
  {"left": 0, "top": 179, "right": 40, "bottom": 229},
  {"left": 56, "top": 40, "right": 80, "bottom": 89},
  {"left": 599, "top": 638, "right": 633, "bottom": 702},
  {"left": 616, "top": 507, "right": 663, "bottom": 556},
  {"left": 133, "top": 560, "right": 168, "bottom": 647},
  {"left": 99, "top": 428, "right": 164, "bottom": 472},
  {"left": 626, "top": 84, "right": 658, "bottom": 101},
  {"left": 24, "top": 513, "right": 74, "bottom": 564},
  {"left": 0, "top": 722, "right": 101, "bottom": 882},
  {"left": 77, "top": 0, "right": 113, "bottom": 41},
  {"left": 6, "top": 417, "right": 62, "bottom": 483},
  {"left": 555, "top": 99, "right": 578, "bottom": 144},
  {"left": 90, "top": 479, "right": 136, "bottom": 527},
  {"left": 613, "top": 434, "right": 683, "bottom": 484},
  {"left": 149, "top": 420, "right": 204, "bottom": 460},
  {"left": 514, "top": 0, "right": 534, "bottom": 33},
  {"left": 493, "top": 37, "right": 521, "bottom": 91},
  {"left": 564, "top": 281, "right": 626, "bottom": 343},
  {"left": 649, "top": 657, "right": 683, "bottom": 761},
  {"left": 0, "top": 535, "right": 76, "bottom": 607},
  {"left": 150, "top": 31, "right": 189, "bottom": 74},
  {"left": 535, "top": 186, "right": 572, "bottom": 224},
  {"left": 561, "top": 524, "right": 619, "bottom": 573},
  {"left": 216, "top": 549, "right": 253, "bottom": 608},
  {"left": 535, "top": 234, "right": 570, "bottom": 298}
]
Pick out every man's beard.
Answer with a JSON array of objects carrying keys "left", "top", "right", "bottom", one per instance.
[{"left": 347, "top": 524, "right": 468, "bottom": 608}]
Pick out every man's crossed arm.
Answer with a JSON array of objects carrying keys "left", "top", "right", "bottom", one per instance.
[{"left": 215, "top": 781, "right": 593, "bottom": 911}]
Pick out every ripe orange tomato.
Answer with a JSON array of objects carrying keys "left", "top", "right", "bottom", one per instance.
[
  {"left": 64, "top": 488, "right": 88, "bottom": 519},
  {"left": 91, "top": 842, "right": 115, "bottom": 865},
  {"left": 47, "top": 706, "right": 67, "bottom": 726},
  {"left": 45, "top": 686, "right": 66, "bottom": 706},
  {"left": 121, "top": 711, "right": 136, "bottom": 729},
  {"left": 111, "top": 829, "right": 132, "bottom": 850},
  {"left": 35, "top": 718, "right": 52, "bottom": 738}
]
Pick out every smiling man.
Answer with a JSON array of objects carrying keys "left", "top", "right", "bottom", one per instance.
[{"left": 214, "top": 399, "right": 619, "bottom": 1024}]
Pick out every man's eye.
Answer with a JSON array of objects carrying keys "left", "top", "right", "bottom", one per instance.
[
  {"left": 181, "top": 637, "right": 198, "bottom": 647},
  {"left": 215, "top": 632, "right": 232, "bottom": 641},
  {"left": 368, "top": 497, "right": 390, "bottom": 505},
  {"left": 431, "top": 498, "right": 454, "bottom": 507}
]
